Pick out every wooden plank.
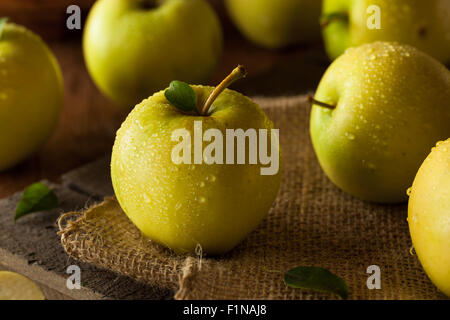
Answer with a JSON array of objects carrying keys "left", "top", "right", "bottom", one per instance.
[
  {"left": 0, "top": 180, "right": 173, "bottom": 300},
  {"left": 61, "top": 156, "right": 113, "bottom": 199}
]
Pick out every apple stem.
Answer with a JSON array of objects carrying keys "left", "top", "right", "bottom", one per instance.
[
  {"left": 307, "top": 95, "right": 336, "bottom": 110},
  {"left": 320, "top": 12, "right": 349, "bottom": 28},
  {"left": 201, "top": 65, "right": 248, "bottom": 116}
]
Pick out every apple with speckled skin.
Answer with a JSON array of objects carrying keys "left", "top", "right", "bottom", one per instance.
[
  {"left": 408, "top": 138, "right": 450, "bottom": 297},
  {"left": 310, "top": 42, "right": 450, "bottom": 203}
]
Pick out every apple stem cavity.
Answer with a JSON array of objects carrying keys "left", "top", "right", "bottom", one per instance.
[
  {"left": 320, "top": 12, "right": 349, "bottom": 28},
  {"left": 307, "top": 95, "right": 336, "bottom": 110},
  {"left": 201, "top": 65, "right": 248, "bottom": 116}
]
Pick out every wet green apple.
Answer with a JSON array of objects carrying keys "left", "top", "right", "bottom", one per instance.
[
  {"left": 408, "top": 138, "right": 450, "bottom": 297},
  {"left": 0, "top": 21, "right": 63, "bottom": 171},
  {"left": 310, "top": 42, "right": 450, "bottom": 203},
  {"left": 83, "top": 0, "right": 223, "bottom": 108},
  {"left": 322, "top": 0, "right": 450, "bottom": 63},
  {"left": 225, "top": 0, "right": 322, "bottom": 49},
  {"left": 111, "top": 67, "right": 283, "bottom": 254}
]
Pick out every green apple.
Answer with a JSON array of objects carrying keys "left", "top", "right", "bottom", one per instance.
[
  {"left": 83, "top": 0, "right": 223, "bottom": 108},
  {"left": 0, "top": 271, "right": 45, "bottom": 300},
  {"left": 408, "top": 138, "right": 450, "bottom": 297},
  {"left": 0, "top": 20, "right": 63, "bottom": 171},
  {"left": 321, "top": 0, "right": 450, "bottom": 63},
  {"left": 310, "top": 42, "right": 450, "bottom": 203},
  {"left": 225, "top": 0, "right": 322, "bottom": 49},
  {"left": 111, "top": 67, "right": 282, "bottom": 254}
]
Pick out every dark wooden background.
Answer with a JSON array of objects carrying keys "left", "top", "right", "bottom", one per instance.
[{"left": 0, "top": 0, "right": 329, "bottom": 198}]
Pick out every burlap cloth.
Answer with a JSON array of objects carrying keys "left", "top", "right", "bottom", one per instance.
[{"left": 57, "top": 95, "right": 445, "bottom": 300}]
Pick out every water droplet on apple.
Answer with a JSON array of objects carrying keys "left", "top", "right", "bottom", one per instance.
[
  {"left": 198, "top": 197, "right": 206, "bottom": 204},
  {"left": 209, "top": 174, "right": 217, "bottom": 182},
  {"left": 199, "top": 181, "right": 205, "bottom": 188},
  {"left": 143, "top": 193, "right": 151, "bottom": 203}
]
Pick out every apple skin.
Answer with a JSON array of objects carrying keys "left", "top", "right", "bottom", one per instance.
[
  {"left": 83, "top": 0, "right": 223, "bottom": 108},
  {"left": 225, "top": 0, "right": 322, "bottom": 49},
  {"left": 310, "top": 42, "right": 450, "bottom": 203},
  {"left": 0, "top": 23, "right": 63, "bottom": 171},
  {"left": 408, "top": 138, "right": 450, "bottom": 297},
  {"left": 111, "top": 86, "right": 282, "bottom": 254},
  {"left": 0, "top": 271, "right": 45, "bottom": 300},
  {"left": 322, "top": 0, "right": 450, "bottom": 64}
]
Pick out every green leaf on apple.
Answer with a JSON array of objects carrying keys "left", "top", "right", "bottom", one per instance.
[
  {"left": 15, "top": 182, "right": 58, "bottom": 222},
  {"left": 284, "top": 266, "right": 348, "bottom": 299},
  {"left": 164, "top": 80, "right": 197, "bottom": 112},
  {"left": 0, "top": 17, "right": 8, "bottom": 39}
]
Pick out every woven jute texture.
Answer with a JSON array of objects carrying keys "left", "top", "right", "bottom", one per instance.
[{"left": 58, "top": 95, "right": 445, "bottom": 300}]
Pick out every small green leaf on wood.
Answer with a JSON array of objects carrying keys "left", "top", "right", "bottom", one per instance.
[
  {"left": 164, "top": 81, "right": 197, "bottom": 112},
  {"left": 15, "top": 182, "right": 58, "bottom": 222},
  {"left": 284, "top": 266, "right": 348, "bottom": 299},
  {"left": 0, "top": 17, "right": 9, "bottom": 39}
]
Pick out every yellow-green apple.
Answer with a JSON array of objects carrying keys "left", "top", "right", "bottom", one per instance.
[
  {"left": 111, "top": 66, "right": 282, "bottom": 254},
  {"left": 83, "top": 0, "right": 223, "bottom": 108},
  {"left": 225, "top": 0, "right": 322, "bottom": 49},
  {"left": 321, "top": 0, "right": 450, "bottom": 63},
  {"left": 408, "top": 138, "right": 450, "bottom": 297},
  {"left": 0, "top": 20, "right": 63, "bottom": 171},
  {"left": 0, "top": 271, "right": 45, "bottom": 300},
  {"left": 310, "top": 42, "right": 450, "bottom": 203}
]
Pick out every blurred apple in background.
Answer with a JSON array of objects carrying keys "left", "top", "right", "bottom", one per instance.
[
  {"left": 83, "top": 0, "right": 223, "bottom": 108},
  {"left": 225, "top": 0, "right": 322, "bottom": 49},
  {"left": 0, "top": 21, "right": 63, "bottom": 171},
  {"left": 310, "top": 42, "right": 450, "bottom": 203},
  {"left": 321, "top": 0, "right": 450, "bottom": 63}
]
